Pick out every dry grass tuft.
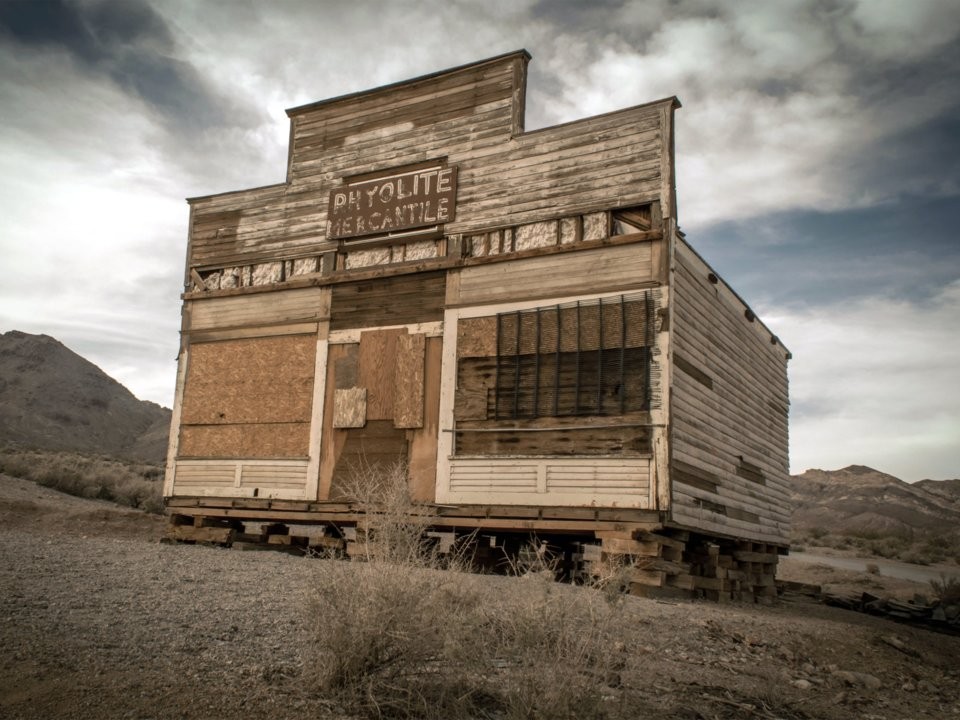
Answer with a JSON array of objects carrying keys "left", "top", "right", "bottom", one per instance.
[{"left": 308, "top": 461, "right": 632, "bottom": 719}]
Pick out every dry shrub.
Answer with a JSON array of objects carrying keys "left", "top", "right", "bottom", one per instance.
[
  {"left": 0, "top": 446, "right": 164, "bottom": 513},
  {"left": 311, "top": 562, "right": 487, "bottom": 719},
  {"left": 481, "top": 575, "right": 627, "bottom": 720},
  {"left": 308, "top": 461, "right": 632, "bottom": 719},
  {"left": 930, "top": 573, "right": 960, "bottom": 604}
]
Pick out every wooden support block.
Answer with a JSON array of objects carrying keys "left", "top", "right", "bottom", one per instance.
[
  {"left": 630, "top": 568, "right": 666, "bottom": 587},
  {"left": 580, "top": 544, "right": 602, "bottom": 561},
  {"left": 595, "top": 529, "right": 640, "bottom": 541},
  {"left": 637, "top": 531, "right": 686, "bottom": 550},
  {"left": 665, "top": 573, "right": 695, "bottom": 590},
  {"left": 641, "top": 559, "right": 690, "bottom": 575},
  {"left": 733, "top": 550, "right": 779, "bottom": 563},
  {"left": 267, "top": 535, "right": 293, "bottom": 545},
  {"left": 167, "top": 524, "right": 234, "bottom": 544},
  {"left": 311, "top": 536, "right": 346, "bottom": 550},
  {"left": 629, "top": 583, "right": 690, "bottom": 600},
  {"left": 600, "top": 537, "right": 659, "bottom": 556},
  {"left": 662, "top": 545, "right": 684, "bottom": 562}
]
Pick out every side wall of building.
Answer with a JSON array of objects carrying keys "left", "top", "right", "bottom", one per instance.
[{"left": 668, "top": 235, "right": 791, "bottom": 544}]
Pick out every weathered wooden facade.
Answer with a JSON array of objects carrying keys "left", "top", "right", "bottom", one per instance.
[{"left": 164, "top": 51, "right": 791, "bottom": 600}]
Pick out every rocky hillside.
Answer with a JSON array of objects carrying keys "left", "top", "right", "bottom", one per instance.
[
  {"left": 791, "top": 465, "right": 960, "bottom": 536},
  {"left": 0, "top": 330, "right": 170, "bottom": 463}
]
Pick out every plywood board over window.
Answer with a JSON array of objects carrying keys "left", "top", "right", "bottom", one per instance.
[{"left": 178, "top": 334, "right": 316, "bottom": 458}]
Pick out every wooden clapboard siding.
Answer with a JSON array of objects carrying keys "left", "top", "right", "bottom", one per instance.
[
  {"left": 443, "top": 458, "right": 652, "bottom": 507},
  {"left": 189, "top": 287, "right": 330, "bottom": 332},
  {"left": 668, "top": 235, "right": 790, "bottom": 544},
  {"left": 171, "top": 459, "right": 309, "bottom": 500},
  {"left": 186, "top": 51, "right": 677, "bottom": 271},
  {"left": 452, "top": 243, "right": 655, "bottom": 306},
  {"left": 330, "top": 271, "right": 445, "bottom": 330}
]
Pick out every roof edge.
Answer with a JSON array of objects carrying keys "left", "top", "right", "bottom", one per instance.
[{"left": 285, "top": 49, "right": 531, "bottom": 117}]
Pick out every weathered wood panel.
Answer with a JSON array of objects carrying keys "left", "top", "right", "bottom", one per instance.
[
  {"left": 186, "top": 52, "right": 676, "bottom": 271},
  {"left": 455, "top": 426, "right": 651, "bottom": 456},
  {"left": 333, "top": 388, "right": 366, "bottom": 428},
  {"left": 394, "top": 333, "right": 426, "bottom": 429},
  {"left": 358, "top": 329, "right": 406, "bottom": 419},
  {"left": 668, "top": 236, "right": 790, "bottom": 545},
  {"left": 452, "top": 243, "right": 654, "bottom": 306},
  {"left": 189, "top": 287, "right": 330, "bottom": 332},
  {"left": 328, "top": 421, "right": 409, "bottom": 500},
  {"left": 330, "top": 272, "right": 445, "bottom": 330},
  {"left": 407, "top": 336, "right": 442, "bottom": 502}
]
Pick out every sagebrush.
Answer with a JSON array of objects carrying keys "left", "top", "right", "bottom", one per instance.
[{"left": 0, "top": 446, "right": 164, "bottom": 514}]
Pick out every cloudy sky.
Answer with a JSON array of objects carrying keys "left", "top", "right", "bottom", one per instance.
[{"left": 1, "top": 0, "right": 957, "bottom": 481}]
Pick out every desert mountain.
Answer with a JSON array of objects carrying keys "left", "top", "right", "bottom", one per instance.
[
  {"left": 0, "top": 330, "right": 170, "bottom": 463},
  {"left": 791, "top": 464, "right": 960, "bottom": 536}
]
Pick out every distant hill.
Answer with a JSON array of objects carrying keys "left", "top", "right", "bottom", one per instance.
[
  {"left": 791, "top": 464, "right": 960, "bottom": 536},
  {"left": 0, "top": 330, "right": 170, "bottom": 463}
]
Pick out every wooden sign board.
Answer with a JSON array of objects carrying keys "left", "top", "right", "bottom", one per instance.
[{"left": 328, "top": 164, "right": 458, "bottom": 240}]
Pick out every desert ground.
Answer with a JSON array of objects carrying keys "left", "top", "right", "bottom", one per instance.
[{"left": 1, "top": 472, "right": 958, "bottom": 720}]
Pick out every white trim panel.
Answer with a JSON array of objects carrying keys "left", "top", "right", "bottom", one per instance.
[
  {"left": 171, "top": 459, "right": 310, "bottom": 500},
  {"left": 440, "top": 458, "right": 652, "bottom": 507}
]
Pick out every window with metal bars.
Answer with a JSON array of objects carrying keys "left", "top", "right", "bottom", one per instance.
[{"left": 492, "top": 292, "right": 655, "bottom": 419}]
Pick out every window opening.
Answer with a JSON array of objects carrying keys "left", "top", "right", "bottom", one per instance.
[{"left": 492, "top": 291, "right": 655, "bottom": 419}]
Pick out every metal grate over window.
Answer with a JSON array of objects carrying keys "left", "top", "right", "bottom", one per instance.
[{"left": 493, "top": 291, "right": 655, "bottom": 419}]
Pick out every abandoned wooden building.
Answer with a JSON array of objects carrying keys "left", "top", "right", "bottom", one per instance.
[{"left": 163, "top": 50, "right": 791, "bottom": 600}]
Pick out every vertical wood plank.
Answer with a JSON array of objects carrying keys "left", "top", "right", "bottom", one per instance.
[
  {"left": 358, "top": 328, "right": 406, "bottom": 420},
  {"left": 408, "top": 336, "right": 443, "bottom": 502},
  {"left": 394, "top": 333, "right": 426, "bottom": 428},
  {"left": 304, "top": 321, "right": 330, "bottom": 502},
  {"left": 317, "top": 344, "right": 350, "bottom": 500}
]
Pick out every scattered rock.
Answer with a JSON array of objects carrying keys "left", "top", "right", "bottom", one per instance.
[
  {"left": 792, "top": 679, "right": 813, "bottom": 690},
  {"left": 880, "top": 634, "right": 920, "bottom": 658},
  {"left": 834, "top": 670, "right": 882, "bottom": 690}
]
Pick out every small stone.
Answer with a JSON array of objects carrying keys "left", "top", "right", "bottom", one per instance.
[
  {"left": 834, "top": 670, "right": 882, "bottom": 690},
  {"left": 792, "top": 679, "right": 813, "bottom": 690},
  {"left": 902, "top": 682, "right": 916, "bottom": 692},
  {"left": 801, "top": 662, "right": 816, "bottom": 674}
]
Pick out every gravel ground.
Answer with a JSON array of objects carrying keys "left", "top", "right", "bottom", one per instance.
[
  {"left": 2, "top": 474, "right": 959, "bottom": 720},
  {"left": 0, "top": 529, "right": 342, "bottom": 719}
]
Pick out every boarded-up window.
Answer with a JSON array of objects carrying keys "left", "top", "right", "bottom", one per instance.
[
  {"left": 488, "top": 292, "right": 655, "bottom": 419},
  {"left": 179, "top": 334, "right": 316, "bottom": 458}
]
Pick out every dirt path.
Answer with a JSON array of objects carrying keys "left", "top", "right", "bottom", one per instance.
[{"left": 1, "top": 474, "right": 959, "bottom": 719}]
